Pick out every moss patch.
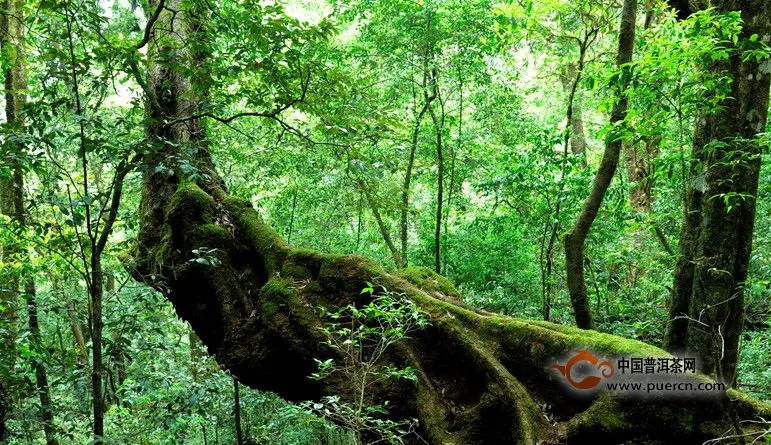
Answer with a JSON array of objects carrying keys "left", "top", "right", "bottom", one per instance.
[
  {"left": 282, "top": 249, "right": 328, "bottom": 280},
  {"left": 528, "top": 320, "right": 667, "bottom": 358},
  {"left": 224, "top": 196, "right": 289, "bottom": 272},
  {"left": 167, "top": 182, "right": 216, "bottom": 228},
  {"left": 259, "top": 277, "right": 297, "bottom": 321},
  {"left": 187, "top": 223, "right": 231, "bottom": 249},
  {"left": 400, "top": 266, "right": 462, "bottom": 300},
  {"left": 565, "top": 396, "right": 628, "bottom": 438},
  {"left": 727, "top": 388, "right": 771, "bottom": 418}
]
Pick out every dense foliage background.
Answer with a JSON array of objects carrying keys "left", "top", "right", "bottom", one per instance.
[{"left": 0, "top": 0, "right": 769, "bottom": 443}]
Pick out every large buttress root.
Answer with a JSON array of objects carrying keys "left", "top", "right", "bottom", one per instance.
[{"left": 130, "top": 181, "right": 771, "bottom": 444}]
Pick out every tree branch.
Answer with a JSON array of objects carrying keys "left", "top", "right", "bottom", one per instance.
[{"left": 136, "top": 0, "right": 166, "bottom": 49}]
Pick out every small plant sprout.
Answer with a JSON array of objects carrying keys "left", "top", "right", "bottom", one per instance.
[{"left": 305, "top": 283, "right": 429, "bottom": 444}]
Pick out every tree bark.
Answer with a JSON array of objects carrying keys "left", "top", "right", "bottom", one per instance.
[
  {"left": 90, "top": 259, "right": 105, "bottom": 443},
  {"left": 67, "top": 302, "right": 90, "bottom": 366},
  {"left": 665, "top": 0, "right": 771, "bottom": 385},
  {"left": 0, "top": 0, "right": 26, "bottom": 425},
  {"left": 664, "top": 165, "right": 703, "bottom": 351},
  {"left": 128, "top": 2, "right": 771, "bottom": 443},
  {"left": 356, "top": 179, "right": 403, "bottom": 268},
  {"left": 428, "top": 91, "right": 444, "bottom": 274},
  {"left": 564, "top": 0, "right": 637, "bottom": 330},
  {"left": 559, "top": 63, "right": 587, "bottom": 157},
  {"left": 233, "top": 379, "right": 243, "bottom": 445},
  {"left": 0, "top": 0, "right": 57, "bottom": 441},
  {"left": 400, "top": 69, "right": 435, "bottom": 269},
  {"left": 626, "top": 137, "right": 660, "bottom": 213},
  {"left": 27, "top": 281, "right": 59, "bottom": 445}
]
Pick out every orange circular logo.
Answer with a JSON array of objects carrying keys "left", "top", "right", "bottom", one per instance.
[{"left": 549, "top": 349, "right": 615, "bottom": 389}]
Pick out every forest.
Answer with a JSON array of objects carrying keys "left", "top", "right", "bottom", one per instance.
[{"left": 0, "top": 0, "right": 770, "bottom": 443}]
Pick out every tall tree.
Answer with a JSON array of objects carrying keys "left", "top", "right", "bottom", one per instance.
[
  {"left": 57, "top": 1, "right": 141, "bottom": 439},
  {"left": 664, "top": 0, "right": 771, "bottom": 385},
  {"left": 563, "top": 0, "right": 637, "bottom": 329},
  {"left": 428, "top": 74, "right": 445, "bottom": 274},
  {"left": 400, "top": 59, "right": 436, "bottom": 269},
  {"left": 1, "top": 0, "right": 57, "bottom": 442},
  {"left": 0, "top": 0, "right": 26, "bottom": 428},
  {"left": 541, "top": 22, "right": 599, "bottom": 322}
]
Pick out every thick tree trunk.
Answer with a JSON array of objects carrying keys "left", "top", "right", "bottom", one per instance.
[
  {"left": 564, "top": 0, "right": 637, "bottom": 330},
  {"left": 130, "top": 172, "right": 771, "bottom": 443},
  {"left": 128, "top": 1, "right": 771, "bottom": 444},
  {"left": 664, "top": 168, "right": 703, "bottom": 351},
  {"left": 665, "top": 0, "right": 771, "bottom": 384}
]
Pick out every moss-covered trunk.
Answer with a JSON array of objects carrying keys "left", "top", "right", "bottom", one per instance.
[
  {"left": 129, "top": 1, "right": 771, "bottom": 444},
  {"left": 131, "top": 176, "right": 771, "bottom": 443},
  {"left": 665, "top": 0, "right": 771, "bottom": 384}
]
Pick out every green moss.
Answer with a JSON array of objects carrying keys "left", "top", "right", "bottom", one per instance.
[
  {"left": 317, "top": 254, "right": 387, "bottom": 300},
  {"left": 727, "top": 388, "right": 771, "bottom": 418},
  {"left": 566, "top": 396, "right": 628, "bottom": 437},
  {"left": 261, "top": 298, "right": 281, "bottom": 320},
  {"left": 323, "top": 253, "right": 382, "bottom": 273},
  {"left": 528, "top": 320, "right": 667, "bottom": 358},
  {"left": 261, "top": 277, "right": 296, "bottom": 300},
  {"left": 187, "top": 223, "right": 231, "bottom": 248},
  {"left": 483, "top": 318, "right": 573, "bottom": 361},
  {"left": 282, "top": 249, "right": 327, "bottom": 280},
  {"left": 223, "top": 196, "right": 289, "bottom": 272},
  {"left": 148, "top": 229, "right": 174, "bottom": 273},
  {"left": 400, "top": 266, "right": 461, "bottom": 299},
  {"left": 167, "top": 182, "right": 216, "bottom": 227},
  {"left": 259, "top": 278, "right": 297, "bottom": 320},
  {"left": 259, "top": 277, "right": 321, "bottom": 334},
  {"left": 414, "top": 378, "right": 452, "bottom": 442},
  {"left": 457, "top": 325, "right": 542, "bottom": 443},
  {"left": 223, "top": 195, "right": 252, "bottom": 210}
]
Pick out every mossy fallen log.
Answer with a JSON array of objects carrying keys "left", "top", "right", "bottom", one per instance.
[{"left": 129, "top": 181, "right": 771, "bottom": 445}]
